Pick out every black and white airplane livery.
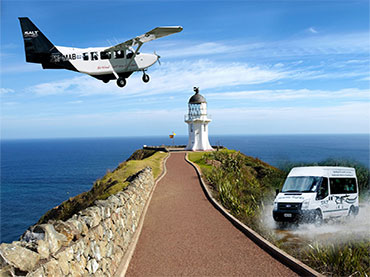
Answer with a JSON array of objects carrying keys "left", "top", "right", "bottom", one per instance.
[{"left": 19, "top": 17, "right": 183, "bottom": 87}]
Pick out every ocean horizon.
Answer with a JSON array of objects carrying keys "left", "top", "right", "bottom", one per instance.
[{"left": 1, "top": 134, "right": 369, "bottom": 243}]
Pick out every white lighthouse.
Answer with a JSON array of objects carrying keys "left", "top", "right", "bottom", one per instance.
[{"left": 185, "top": 87, "right": 213, "bottom": 151}]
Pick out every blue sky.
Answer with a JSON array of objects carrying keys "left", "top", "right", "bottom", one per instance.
[{"left": 1, "top": 0, "right": 369, "bottom": 139}]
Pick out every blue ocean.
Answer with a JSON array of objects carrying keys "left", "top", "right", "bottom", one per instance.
[{"left": 1, "top": 134, "right": 369, "bottom": 243}]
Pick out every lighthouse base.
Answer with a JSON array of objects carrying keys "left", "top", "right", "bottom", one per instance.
[
  {"left": 185, "top": 121, "right": 213, "bottom": 151},
  {"left": 185, "top": 145, "right": 214, "bottom": 151}
]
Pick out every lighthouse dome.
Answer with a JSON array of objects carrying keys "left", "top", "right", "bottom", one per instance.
[{"left": 189, "top": 87, "right": 206, "bottom": 104}]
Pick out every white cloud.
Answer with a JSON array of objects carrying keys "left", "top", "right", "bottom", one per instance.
[
  {"left": 208, "top": 88, "right": 370, "bottom": 101},
  {"left": 278, "top": 32, "right": 369, "bottom": 56},
  {"left": 156, "top": 41, "right": 245, "bottom": 58},
  {"left": 26, "top": 60, "right": 289, "bottom": 96},
  {"left": 2, "top": 102, "right": 18, "bottom": 106},
  {"left": 154, "top": 31, "right": 369, "bottom": 60},
  {"left": 3, "top": 101, "right": 368, "bottom": 138},
  {"left": 0, "top": 88, "right": 15, "bottom": 94},
  {"left": 1, "top": 108, "right": 186, "bottom": 138},
  {"left": 345, "top": 59, "right": 369, "bottom": 64},
  {"left": 1, "top": 63, "right": 42, "bottom": 74},
  {"left": 27, "top": 77, "right": 83, "bottom": 95},
  {"left": 68, "top": 100, "right": 83, "bottom": 104},
  {"left": 308, "top": 27, "right": 318, "bottom": 34},
  {"left": 23, "top": 56, "right": 369, "bottom": 101},
  {"left": 210, "top": 102, "right": 370, "bottom": 134}
]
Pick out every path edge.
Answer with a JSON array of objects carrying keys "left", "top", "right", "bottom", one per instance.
[
  {"left": 185, "top": 152, "right": 323, "bottom": 277},
  {"left": 115, "top": 152, "right": 171, "bottom": 277}
]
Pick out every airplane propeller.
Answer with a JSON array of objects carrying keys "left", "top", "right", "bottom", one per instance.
[{"left": 154, "top": 51, "right": 161, "bottom": 65}]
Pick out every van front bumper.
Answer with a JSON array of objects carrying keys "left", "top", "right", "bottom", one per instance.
[{"left": 273, "top": 209, "right": 316, "bottom": 222}]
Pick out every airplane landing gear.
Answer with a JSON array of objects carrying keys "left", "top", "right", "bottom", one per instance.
[
  {"left": 142, "top": 73, "right": 150, "bottom": 83},
  {"left": 116, "top": 77, "right": 126, "bottom": 88}
]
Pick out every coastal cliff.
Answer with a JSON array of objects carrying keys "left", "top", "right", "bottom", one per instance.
[{"left": 0, "top": 150, "right": 166, "bottom": 276}]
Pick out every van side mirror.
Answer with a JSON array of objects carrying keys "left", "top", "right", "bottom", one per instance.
[{"left": 275, "top": 189, "right": 279, "bottom": 196}]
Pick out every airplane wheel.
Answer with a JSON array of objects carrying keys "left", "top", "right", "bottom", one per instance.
[
  {"left": 142, "top": 74, "right": 150, "bottom": 83},
  {"left": 116, "top": 77, "right": 126, "bottom": 88},
  {"left": 103, "top": 79, "right": 109, "bottom": 83}
]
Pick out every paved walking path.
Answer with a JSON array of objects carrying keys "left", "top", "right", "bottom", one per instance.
[{"left": 126, "top": 152, "right": 297, "bottom": 276}]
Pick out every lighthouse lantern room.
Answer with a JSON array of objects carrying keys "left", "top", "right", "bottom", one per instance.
[{"left": 185, "top": 87, "right": 213, "bottom": 151}]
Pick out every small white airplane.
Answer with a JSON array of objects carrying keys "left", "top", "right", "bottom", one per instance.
[{"left": 19, "top": 17, "right": 183, "bottom": 87}]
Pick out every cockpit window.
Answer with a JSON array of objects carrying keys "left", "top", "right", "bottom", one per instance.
[
  {"left": 282, "top": 177, "right": 323, "bottom": 193},
  {"left": 126, "top": 51, "right": 134, "bottom": 59},
  {"left": 100, "top": 51, "right": 111, "bottom": 60},
  {"left": 114, "top": 50, "right": 125, "bottom": 59}
]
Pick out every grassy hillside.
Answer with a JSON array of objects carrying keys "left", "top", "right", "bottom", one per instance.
[
  {"left": 189, "top": 149, "right": 370, "bottom": 276},
  {"left": 188, "top": 149, "right": 285, "bottom": 227},
  {"left": 38, "top": 149, "right": 168, "bottom": 224}
]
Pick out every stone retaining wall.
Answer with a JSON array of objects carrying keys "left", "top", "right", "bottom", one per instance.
[{"left": 0, "top": 167, "right": 155, "bottom": 277}]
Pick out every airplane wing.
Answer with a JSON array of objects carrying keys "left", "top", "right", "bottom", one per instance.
[{"left": 105, "top": 26, "right": 183, "bottom": 51}]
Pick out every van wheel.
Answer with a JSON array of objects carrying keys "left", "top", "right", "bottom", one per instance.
[
  {"left": 313, "top": 210, "right": 323, "bottom": 225},
  {"left": 348, "top": 206, "right": 356, "bottom": 219}
]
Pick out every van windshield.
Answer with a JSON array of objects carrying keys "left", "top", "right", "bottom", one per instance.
[{"left": 282, "top": 176, "right": 322, "bottom": 193}]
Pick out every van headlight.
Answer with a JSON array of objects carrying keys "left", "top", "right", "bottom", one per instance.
[
  {"left": 302, "top": 199, "right": 310, "bottom": 210},
  {"left": 273, "top": 202, "right": 278, "bottom": 211}
]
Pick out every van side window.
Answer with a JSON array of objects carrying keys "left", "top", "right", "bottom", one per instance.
[
  {"left": 114, "top": 50, "right": 125, "bottom": 59},
  {"left": 330, "top": 178, "right": 357, "bottom": 194},
  {"left": 316, "top": 178, "right": 328, "bottom": 200},
  {"left": 100, "top": 51, "right": 111, "bottom": 60},
  {"left": 90, "top": 52, "right": 98, "bottom": 61},
  {"left": 82, "top": 53, "right": 89, "bottom": 61}
]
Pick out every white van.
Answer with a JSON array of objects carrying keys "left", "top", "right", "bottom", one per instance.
[{"left": 273, "top": 167, "right": 359, "bottom": 223}]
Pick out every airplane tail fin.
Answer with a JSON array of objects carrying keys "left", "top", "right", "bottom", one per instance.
[{"left": 19, "top": 17, "right": 55, "bottom": 63}]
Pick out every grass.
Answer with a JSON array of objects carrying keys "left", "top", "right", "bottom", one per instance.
[
  {"left": 96, "top": 151, "right": 167, "bottom": 200},
  {"left": 188, "top": 151, "right": 217, "bottom": 173},
  {"left": 303, "top": 241, "right": 370, "bottom": 276},
  {"left": 38, "top": 150, "right": 168, "bottom": 223}
]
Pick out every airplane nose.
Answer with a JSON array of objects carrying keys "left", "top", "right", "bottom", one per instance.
[{"left": 137, "top": 53, "right": 158, "bottom": 68}]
